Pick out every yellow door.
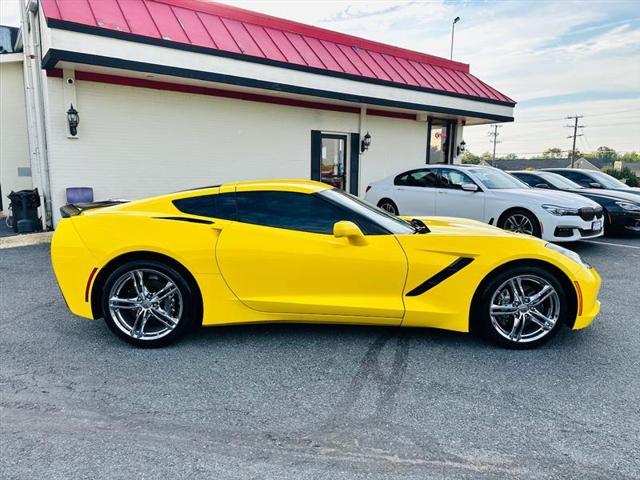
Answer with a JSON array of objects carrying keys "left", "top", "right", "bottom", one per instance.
[{"left": 215, "top": 189, "right": 407, "bottom": 323}]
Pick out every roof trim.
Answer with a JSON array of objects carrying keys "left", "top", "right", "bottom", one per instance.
[
  {"left": 46, "top": 67, "right": 418, "bottom": 120},
  {"left": 42, "top": 48, "right": 515, "bottom": 123},
  {"left": 45, "top": 17, "right": 516, "bottom": 108}
]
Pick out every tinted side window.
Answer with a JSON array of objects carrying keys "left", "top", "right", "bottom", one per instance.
[
  {"left": 514, "top": 173, "right": 534, "bottom": 186},
  {"left": 173, "top": 193, "right": 236, "bottom": 219},
  {"left": 394, "top": 169, "right": 438, "bottom": 187},
  {"left": 517, "top": 173, "right": 544, "bottom": 187},
  {"left": 438, "top": 168, "right": 475, "bottom": 190},
  {"left": 560, "top": 171, "right": 590, "bottom": 187},
  {"left": 235, "top": 191, "right": 387, "bottom": 235}
]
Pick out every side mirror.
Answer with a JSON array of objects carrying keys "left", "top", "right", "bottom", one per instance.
[
  {"left": 589, "top": 182, "right": 603, "bottom": 188},
  {"left": 535, "top": 183, "right": 550, "bottom": 189},
  {"left": 333, "top": 221, "right": 367, "bottom": 245},
  {"left": 461, "top": 183, "right": 479, "bottom": 192}
]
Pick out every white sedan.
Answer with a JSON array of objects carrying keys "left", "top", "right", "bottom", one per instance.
[{"left": 364, "top": 165, "right": 604, "bottom": 242}]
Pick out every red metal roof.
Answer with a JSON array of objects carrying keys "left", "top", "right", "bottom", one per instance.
[{"left": 41, "top": 0, "right": 515, "bottom": 105}]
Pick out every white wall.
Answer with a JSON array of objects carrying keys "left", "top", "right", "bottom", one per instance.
[
  {"left": 46, "top": 77, "right": 429, "bottom": 224},
  {"left": 0, "top": 56, "right": 32, "bottom": 213}
]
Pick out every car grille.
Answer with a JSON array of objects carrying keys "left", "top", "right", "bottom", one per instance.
[{"left": 579, "top": 207, "right": 603, "bottom": 221}]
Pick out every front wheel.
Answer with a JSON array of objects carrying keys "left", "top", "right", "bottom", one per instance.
[
  {"left": 475, "top": 266, "right": 568, "bottom": 349},
  {"left": 499, "top": 209, "right": 541, "bottom": 237},
  {"left": 101, "top": 260, "right": 196, "bottom": 347}
]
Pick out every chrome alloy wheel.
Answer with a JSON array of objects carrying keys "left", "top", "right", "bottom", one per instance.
[
  {"left": 503, "top": 213, "right": 535, "bottom": 235},
  {"left": 108, "top": 268, "right": 183, "bottom": 341},
  {"left": 489, "top": 274, "right": 560, "bottom": 343}
]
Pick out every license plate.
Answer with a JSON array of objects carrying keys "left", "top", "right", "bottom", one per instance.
[{"left": 592, "top": 220, "right": 602, "bottom": 231}]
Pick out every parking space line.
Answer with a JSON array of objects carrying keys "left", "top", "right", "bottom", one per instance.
[{"left": 582, "top": 240, "right": 640, "bottom": 249}]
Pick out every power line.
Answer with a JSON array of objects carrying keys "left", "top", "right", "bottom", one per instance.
[{"left": 515, "top": 108, "right": 640, "bottom": 124}]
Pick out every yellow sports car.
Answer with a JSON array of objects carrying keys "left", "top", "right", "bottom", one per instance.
[{"left": 51, "top": 179, "right": 601, "bottom": 349}]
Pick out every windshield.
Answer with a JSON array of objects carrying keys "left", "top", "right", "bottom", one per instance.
[
  {"left": 320, "top": 189, "right": 415, "bottom": 234},
  {"left": 588, "top": 171, "right": 629, "bottom": 189},
  {"left": 536, "top": 172, "right": 583, "bottom": 189},
  {"left": 467, "top": 167, "right": 529, "bottom": 189}
]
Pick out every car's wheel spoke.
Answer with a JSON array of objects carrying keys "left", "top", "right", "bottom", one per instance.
[
  {"left": 490, "top": 304, "right": 517, "bottom": 315},
  {"left": 528, "top": 309, "right": 555, "bottom": 330},
  {"left": 131, "top": 270, "right": 146, "bottom": 297},
  {"left": 529, "top": 285, "right": 553, "bottom": 306},
  {"left": 109, "top": 297, "right": 140, "bottom": 309},
  {"left": 150, "top": 307, "right": 178, "bottom": 330},
  {"left": 154, "top": 282, "right": 178, "bottom": 302},
  {"left": 509, "top": 314, "right": 526, "bottom": 341},
  {"left": 131, "top": 310, "right": 151, "bottom": 338}
]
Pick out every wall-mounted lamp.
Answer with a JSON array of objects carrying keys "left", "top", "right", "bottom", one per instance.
[
  {"left": 67, "top": 104, "right": 79, "bottom": 136},
  {"left": 457, "top": 140, "right": 466, "bottom": 156},
  {"left": 361, "top": 132, "right": 372, "bottom": 153}
]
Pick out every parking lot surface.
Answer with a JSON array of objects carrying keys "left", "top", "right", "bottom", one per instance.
[{"left": 1, "top": 237, "right": 639, "bottom": 479}]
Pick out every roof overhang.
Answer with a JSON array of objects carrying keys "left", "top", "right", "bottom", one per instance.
[{"left": 39, "top": 15, "right": 514, "bottom": 125}]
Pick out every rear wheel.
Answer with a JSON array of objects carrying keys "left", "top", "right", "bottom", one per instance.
[
  {"left": 101, "top": 260, "right": 196, "bottom": 347},
  {"left": 476, "top": 266, "right": 568, "bottom": 349},
  {"left": 499, "top": 209, "right": 541, "bottom": 237},
  {"left": 377, "top": 198, "right": 399, "bottom": 215}
]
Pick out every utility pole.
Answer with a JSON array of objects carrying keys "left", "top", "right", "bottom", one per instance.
[
  {"left": 566, "top": 115, "right": 584, "bottom": 168},
  {"left": 488, "top": 124, "right": 502, "bottom": 166}
]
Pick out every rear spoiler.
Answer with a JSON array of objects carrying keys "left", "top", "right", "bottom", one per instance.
[{"left": 60, "top": 200, "right": 128, "bottom": 218}]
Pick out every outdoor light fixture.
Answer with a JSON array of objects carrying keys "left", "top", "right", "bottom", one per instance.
[
  {"left": 361, "top": 132, "right": 372, "bottom": 152},
  {"left": 67, "top": 104, "right": 79, "bottom": 136},
  {"left": 450, "top": 16, "right": 461, "bottom": 60},
  {"left": 457, "top": 140, "right": 466, "bottom": 156}
]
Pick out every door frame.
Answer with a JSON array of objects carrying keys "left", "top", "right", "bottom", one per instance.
[
  {"left": 426, "top": 119, "right": 456, "bottom": 165},
  {"left": 311, "top": 130, "right": 360, "bottom": 195}
]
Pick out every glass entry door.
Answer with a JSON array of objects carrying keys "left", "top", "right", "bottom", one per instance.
[
  {"left": 427, "top": 120, "right": 456, "bottom": 164},
  {"left": 311, "top": 130, "right": 360, "bottom": 195},
  {"left": 320, "top": 134, "right": 348, "bottom": 190}
]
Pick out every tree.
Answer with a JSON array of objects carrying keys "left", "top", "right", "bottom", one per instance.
[
  {"left": 501, "top": 153, "right": 518, "bottom": 160},
  {"left": 596, "top": 146, "right": 617, "bottom": 162},
  {"left": 460, "top": 151, "right": 480, "bottom": 164},
  {"left": 542, "top": 147, "right": 564, "bottom": 159},
  {"left": 620, "top": 152, "right": 640, "bottom": 163},
  {"left": 604, "top": 167, "right": 639, "bottom": 187}
]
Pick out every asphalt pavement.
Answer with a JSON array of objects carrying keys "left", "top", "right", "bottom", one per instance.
[{"left": 1, "top": 237, "right": 639, "bottom": 479}]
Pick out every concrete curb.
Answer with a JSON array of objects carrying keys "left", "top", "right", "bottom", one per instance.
[{"left": 0, "top": 232, "right": 53, "bottom": 250}]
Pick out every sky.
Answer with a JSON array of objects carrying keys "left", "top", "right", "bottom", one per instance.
[{"left": 1, "top": 0, "right": 639, "bottom": 158}]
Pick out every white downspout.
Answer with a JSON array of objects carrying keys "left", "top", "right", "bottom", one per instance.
[
  {"left": 20, "top": 0, "right": 52, "bottom": 229},
  {"left": 358, "top": 106, "right": 366, "bottom": 197}
]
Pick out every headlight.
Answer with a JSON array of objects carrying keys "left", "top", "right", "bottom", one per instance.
[
  {"left": 542, "top": 204, "right": 579, "bottom": 216},
  {"left": 545, "top": 242, "right": 591, "bottom": 268},
  {"left": 615, "top": 201, "right": 640, "bottom": 212}
]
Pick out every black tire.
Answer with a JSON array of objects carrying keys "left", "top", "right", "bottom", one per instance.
[
  {"left": 474, "top": 266, "right": 568, "bottom": 349},
  {"left": 377, "top": 198, "right": 399, "bottom": 215},
  {"left": 498, "top": 209, "right": 542, "bottom": 238},
  {"left": 101, "top": 259, "right": 197, "bottom": 347}
]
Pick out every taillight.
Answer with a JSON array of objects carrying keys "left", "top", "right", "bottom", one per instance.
[{"left": 365, "top": 186, "right": 372, "bottom": 193}]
